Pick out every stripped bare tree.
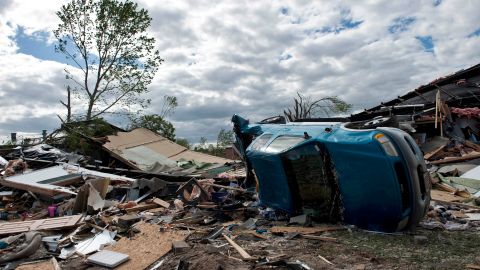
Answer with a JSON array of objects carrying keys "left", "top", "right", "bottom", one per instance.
[{"left": 284, "top": 92, "right": 351, "bottom": 121}]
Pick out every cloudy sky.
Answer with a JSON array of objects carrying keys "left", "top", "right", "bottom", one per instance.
[{"left": 0, "top": 0, "right": 479, "bottom": 143}]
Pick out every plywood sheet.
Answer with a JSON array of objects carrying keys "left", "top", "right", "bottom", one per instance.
[
  {"left": 143, "top": 139, "right": 186, "bottom": 158},
  {"left": 107, "top": 223, "right": 189, "bottom": 270},
  {"left": 104, "top": 128, "right": 167, "bottom": 150},
  {"left": 0, "top": 215, "right": 83, "bottom": 235}
]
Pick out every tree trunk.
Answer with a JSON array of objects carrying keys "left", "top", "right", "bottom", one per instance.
[
  {"left": 60, "top": 86, "right": 72, "bottom": 122},
  {"left": 86, "top": 98, "right": 94, "bottom": 120},
  {"left": 66, "top": 87, "right": 71, "bottom": 122}
]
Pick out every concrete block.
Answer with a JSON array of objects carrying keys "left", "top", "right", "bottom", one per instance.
[
  {"left": 172, "top": 240, "right": 190, "bottom": 254},
  {"left": 87, "top": 250, "right": 129, "bottom": 268}
]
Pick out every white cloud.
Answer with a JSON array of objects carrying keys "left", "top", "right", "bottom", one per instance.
[{"left": 0, "top": 0, "right": 479, "bottom": 142}]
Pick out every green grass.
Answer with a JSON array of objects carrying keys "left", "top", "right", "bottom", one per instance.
[{"left": 330, "top": 229, "right": 480, "bottom": 269}]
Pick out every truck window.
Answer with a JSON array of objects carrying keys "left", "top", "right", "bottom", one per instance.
[
  {"left": 265, "top": 136, "right": 305, "bottom": 153},
  {"left": 250, "top": 134, "right": 273, "bottom": 150}
]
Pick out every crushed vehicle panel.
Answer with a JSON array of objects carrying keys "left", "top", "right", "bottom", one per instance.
[{"left": 232, "top": 115, "right": 431, "bottom": 232}]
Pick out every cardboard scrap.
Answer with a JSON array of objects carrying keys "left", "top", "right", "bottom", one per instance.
[{"left": 107, "top": 223, "right": 189, "bottom": 270}]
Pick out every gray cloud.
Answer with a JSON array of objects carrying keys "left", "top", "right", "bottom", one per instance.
[
  {"left": 0, "top": 114, "right": 59, "bottom": 136},
  {"left": 0, "top": 0, "right": 479, "bottom": 145}
]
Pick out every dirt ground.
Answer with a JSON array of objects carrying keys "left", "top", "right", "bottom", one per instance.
[{"left": 157, "top": 227, "right": 480, "bottom": 270}]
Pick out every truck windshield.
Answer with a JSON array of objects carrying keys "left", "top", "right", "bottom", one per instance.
[
  {"left": 265, "top": 136, "right": 305, "bottom": 153},
  {"left": 250, "top": 134, "right": 273, "bottom": 150}
]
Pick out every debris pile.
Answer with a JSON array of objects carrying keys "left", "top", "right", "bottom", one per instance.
[
  {"left": 0, "top": 144, "right": 346, "bottom": 269},
  {"left": 350, "top": 63, "right": 480, "bottom": 232},
  {"left": 0, "top": 126, "right": 257, "bottom": 269}
]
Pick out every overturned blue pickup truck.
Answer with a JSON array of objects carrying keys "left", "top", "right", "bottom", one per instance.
[{"left": 232, "top": 115, "right": 431, "bottom": 232}]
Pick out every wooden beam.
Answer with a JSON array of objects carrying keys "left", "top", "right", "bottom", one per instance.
[
  {"left": 223, "top": 234, "right": 252, "bottom": 260},
  {"left": 125, "top": 203, "right": 158, "bottom": 213},
  {"left": 318, "top": 255, "right": 334, "bottom": 265},
  {"left": 424, "top": 145, "right": 446, "bottom": 160},
  {"left": 430, "top": 153, "right": 480, "bottom": 165}
]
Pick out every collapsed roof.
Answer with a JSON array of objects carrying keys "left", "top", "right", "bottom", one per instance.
[
  {"left": 352, "top": 63, "right": 480, "bottom": 121},
  {"left": 102, "top": 128, "right": 234, "bottom": 175}
]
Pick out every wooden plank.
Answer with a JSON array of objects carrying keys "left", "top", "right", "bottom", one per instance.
[
  {"left": 424, "top": 145, "right": 446, "bottom": 160},
  {"left": 430, "top": 153, "right": 480, "bottom": 165},
  {"left": 125, "top": 203, "right": 158, "bottom": 213},
  {"left": 464, "top": 140, "right": 480, "bottom": 152},
  {"left": 466, "top": 264, "right": 480, "bottom": 270},
  {"left": 147, "top": 207, "right": 166, "bottom": 214},
  {"left": 270, "top": 226, "right": 345, "bottom": 235},
  {"left": 0, "top": 215, "right": 83, "bottom": 235},
  {"left": 152, "top": 198, "right": 170, "bottom": 208},
  {"left": 248, "top": 231, "right": 268, "bottom": 240},
  {"left": 223, "top": 234, "right": 252, "bottom": 260},
  {"left": 318, "top": 255, "right": 334, "bottom": 265}
]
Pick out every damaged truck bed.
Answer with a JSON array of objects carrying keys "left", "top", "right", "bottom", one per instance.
[{"left": 232, "top": 115, "right": 431, "bottom": 232}]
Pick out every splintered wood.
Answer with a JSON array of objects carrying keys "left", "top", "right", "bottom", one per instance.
[
  {"left": 270, "top": 225, "right": 345, "bottom": 234},
  {"left": 106, "top": 223, "right": 189, "bottom": 270}
]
